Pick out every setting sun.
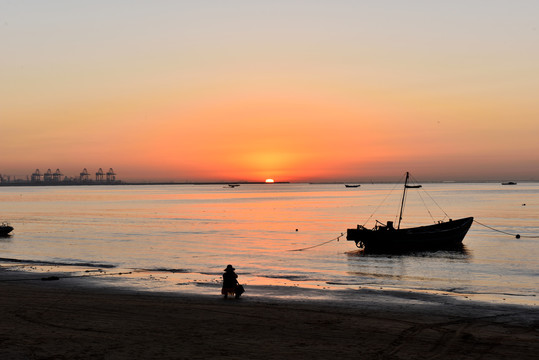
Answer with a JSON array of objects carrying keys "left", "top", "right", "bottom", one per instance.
[{"left": 265, "top": 179, "right": 275, "bottom": 183}]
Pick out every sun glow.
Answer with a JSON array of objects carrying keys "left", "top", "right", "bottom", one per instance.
[{"left": 265, "top": 178, "right": 275, "bottom": 183}]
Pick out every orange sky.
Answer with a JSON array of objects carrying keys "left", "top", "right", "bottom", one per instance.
[{"left": 1, "top": 2, "right": 538, "bottom": 182}]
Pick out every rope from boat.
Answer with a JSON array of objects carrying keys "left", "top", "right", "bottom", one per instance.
[
  {"left": 473, "top": 220, "right": 539, "bottom": 239},
  {"left": 288, "top": 233, "right": 344, "bottom": 251}
]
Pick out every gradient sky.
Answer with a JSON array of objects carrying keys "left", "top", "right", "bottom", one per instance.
[{"left": 2, "top": 1, "right": 538, "bottom": 182}]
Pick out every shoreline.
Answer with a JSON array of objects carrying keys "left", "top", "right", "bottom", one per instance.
[
  {"left": 2, "top": 258, "right": 537, "bottom": 308},
  {"left": 2, "top": 268, "right": 538, "bottom": 359}
]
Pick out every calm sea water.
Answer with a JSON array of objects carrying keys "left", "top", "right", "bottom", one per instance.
[{"left": 1, "top": 183, "right": 537, "bottom": 306}]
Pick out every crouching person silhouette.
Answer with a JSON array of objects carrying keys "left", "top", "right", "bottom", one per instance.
[{"left": 221, "top": 265, "right": 244, "bottom": 299}]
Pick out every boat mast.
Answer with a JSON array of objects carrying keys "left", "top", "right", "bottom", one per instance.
[{"left": 397, "top": 172, "right": 409, "bottom": 229}]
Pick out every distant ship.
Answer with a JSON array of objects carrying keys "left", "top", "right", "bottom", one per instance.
[
  {"left": 501, "top": 182, "right": 517, "bottom": 185},
  {"left": 0, "top": 222, "right": 13, "bottom": 236},
  {"left": 344, "top": 184, "right": 360, "bottom": 188}
]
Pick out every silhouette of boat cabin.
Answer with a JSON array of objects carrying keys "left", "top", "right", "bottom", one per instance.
[{"left": 346, "top": 172, "right": 473, "bottom": 253}]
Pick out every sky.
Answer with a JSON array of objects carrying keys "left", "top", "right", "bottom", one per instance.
[{"left": 1, "top": 1, "right": 538, "bottom": 182}]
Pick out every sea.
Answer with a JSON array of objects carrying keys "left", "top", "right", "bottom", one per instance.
[{"left": 1, "top": 182, "right": 537, "bottom": 307}]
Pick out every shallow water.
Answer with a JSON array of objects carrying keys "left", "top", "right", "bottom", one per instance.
[{"left": 1, "top": 183, "right": 537, "bottom": 306}]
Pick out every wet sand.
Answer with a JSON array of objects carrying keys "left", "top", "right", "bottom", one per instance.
[{"left": 1, "top": 272, "right": 538, "bottom": 359}]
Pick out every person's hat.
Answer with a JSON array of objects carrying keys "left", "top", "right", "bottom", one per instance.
[{"left": 224, "top": 264, "right": 235, "bottom": 271}]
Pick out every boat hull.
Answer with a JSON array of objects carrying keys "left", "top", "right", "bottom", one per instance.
[
  {"left": 0, "top": 225, "right": 14, "bottom": 236},
  {"left": 347, "top": 217, "right": 473, "bottom": 253}
]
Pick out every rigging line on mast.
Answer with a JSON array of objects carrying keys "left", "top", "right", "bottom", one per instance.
[
  {"left": 409, "top": 174, "right": 445, "bottom": 223},
  {"left": 362, "top": 174, "right": 405, "bottom": 227},
  {"left": 416, "top": 189, "right": 437, "bottom": 223},
  {"left": 410, "top": 173, "right": 451, "bottom": 220},
  {"left": 409, "top": 173, "right": 451, "bottom": 222},
  {"left": 397, "top": 172, "right": 439, "bottom": 227},
  {"left": 423, "top": 189, "right": 451, "bottom": 219}
]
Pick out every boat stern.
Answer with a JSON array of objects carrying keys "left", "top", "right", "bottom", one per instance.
[{"left": 346, "top": 226, "right": 368, "bottom": 247}]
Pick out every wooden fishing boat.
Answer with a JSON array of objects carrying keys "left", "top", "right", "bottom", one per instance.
[
  {"left": 0, "top": 222, "right": 14, "bottom": 236},
  {"left": 346, "top": 172, "right": 473, "bottom": 252},
  {"left": 345, "top": 184, "right": 360, "bottom": 188}
]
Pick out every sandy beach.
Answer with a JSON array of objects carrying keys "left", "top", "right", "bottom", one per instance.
[{"left": 1, "top": 270, "right": 537, "bottom": 360}]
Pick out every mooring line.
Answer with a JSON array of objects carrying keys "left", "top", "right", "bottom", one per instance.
[
  {"left": 473, "top": 220, "right": 539, "bottom": 239},
  {"left": 288, "top": 233, "right": 344, "bottom": 251}
]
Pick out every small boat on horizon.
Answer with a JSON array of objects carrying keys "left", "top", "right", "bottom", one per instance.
[
  {"left": 0, "top": 222, "right": 14, "bottom": 236},
  {"left": 346, "top": 172, "right": 473, "bottom": 253},
  {"left": 345, "top": 184, "right": 361, "bottom": 188},
  {"left": 501, "top": 182, "right": 517, "bottom": 185}
]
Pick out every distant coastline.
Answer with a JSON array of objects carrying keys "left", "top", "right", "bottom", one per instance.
[
  {"left": 0, "top": 181, "right": 291, "bottom": 187},
  {"left": 1, "top": 180, "right": 535, "bottom": 187}
]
